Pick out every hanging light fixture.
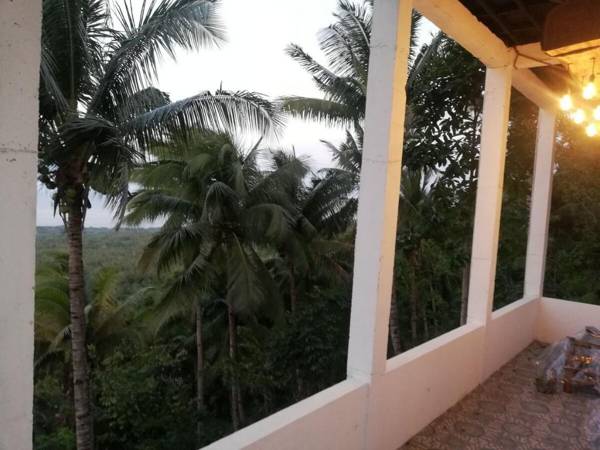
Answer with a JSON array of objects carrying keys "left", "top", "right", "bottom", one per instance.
[
  {"left": 583, "top": 59, "right": 597, "bottom": 99},
  {"left": 583, "top": 81, "right": 597, "bottom": 99},
  {"left": 560, "top": 93, "right": 574, "bottom": 111},
  {"left": 573, "top": 108, "right": 586, "bottom": 124},
  {"left": 558, "top": 58, "right": 600, "bottom": 137}
]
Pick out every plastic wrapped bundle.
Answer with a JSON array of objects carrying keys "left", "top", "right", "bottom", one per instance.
[
  {"left": 535, "top": 337, "right": 572, "bottom": 394},
  {"left": 535, "top": 326, "right": 600, "bottom": 395}
]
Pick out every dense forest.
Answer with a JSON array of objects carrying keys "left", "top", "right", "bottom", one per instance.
[{"left": 33, "top": 0, "right": 600, "bottom": 449}]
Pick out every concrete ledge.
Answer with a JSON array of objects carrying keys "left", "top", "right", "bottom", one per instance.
[
  {"left": 203, "top": 299, "right": 561, "bottom": 450},
  {"left": 386, "top": 322, "right": 483, "bottom": 370},
  {"left": 203, "top": 379, "right": 368, "bottom": 450}
]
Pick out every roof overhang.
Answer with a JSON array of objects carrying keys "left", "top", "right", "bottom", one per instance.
[{"left": 413, "top": 0, "right": 559, "bottom": 111}]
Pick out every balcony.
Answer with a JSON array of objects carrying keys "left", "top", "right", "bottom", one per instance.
[
  {"left": 203, "top": 298, "right": 600, "bottom": 449},
  {"left": 2, "top": 0, "right": 600, "bottom": 449},
  {"left": 202, "top": 0, "right": 600, "bottom": 447}
]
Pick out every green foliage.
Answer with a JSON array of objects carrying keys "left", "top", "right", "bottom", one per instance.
[
  {"left": 93, "top": 345, "right": 198, "bottom": 450},
  {"left": 34, "top": 244, "right": 153, "bottom": 367},
  {"left": 34, "top": 376, "right": 75, "bottom": 450},
  {"left": 36, "top": 227, "right": 157, "bottom": 297},
  {"left": 35, "top": 427, "right": 76, "bottom": 450},
  {"left": 266, "top": 289, "right": 350, "bottom": 403},
  {"left": 545, "top": 118, "right": 600, "bottom": 303}
]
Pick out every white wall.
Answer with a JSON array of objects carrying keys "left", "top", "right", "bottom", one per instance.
[
  {"left": 536, "top": 297, "right": 600, "bottom": 343},
  {"left": 372, "top": 297, "right": 541, "bottom": 449},
  {"left": 203, "top": 325, "right": 488, "bottom": 450},
  {"left": 372, "top": 323, "right": 484, "bottom": 449},
  {"left": 0, "top": 1, "right": 42, "bottom": 450},
  {"left": 483, "top": 297, "right": 539, "bottom": 379}
]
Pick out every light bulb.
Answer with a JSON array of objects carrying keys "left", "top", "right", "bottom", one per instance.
[
  {"left": 573, "top": 109, "right": 586, "bottom": 124},
  {"left": 586, "top": 123, "right": 598, "bottom": 137},
  {"left": 560, "top": 94, "right": 574, "bottom": 111},
  {"left": 583, "top": 82, "right": 597, "bottom": 100},
  {"left": 594, "top": 106, "right": 600, "bottom": 121}
]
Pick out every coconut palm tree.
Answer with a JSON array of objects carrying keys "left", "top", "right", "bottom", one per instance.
[
  {"left": 38, "top": 1, "right": 281, "bottom": 447},
  {"left": 261, "top": 150, "right": 355, "bottom": 314},
  {"left": 123, "top": 132, "right": 304, "bottom": 430},
  {"left": 281, "top": 0, "right": 424, "bottom": 130},
  {"left": 282, "top": 0, "right": 371, "bottom": 129}
]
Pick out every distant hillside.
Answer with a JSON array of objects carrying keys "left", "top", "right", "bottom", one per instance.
[{"left": 36, "top": 227, "right": 159, "bottom": 296}]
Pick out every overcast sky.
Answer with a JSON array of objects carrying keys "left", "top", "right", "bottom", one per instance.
[{"left": 37, "top": 0, "right": 436, "bottom": 227}]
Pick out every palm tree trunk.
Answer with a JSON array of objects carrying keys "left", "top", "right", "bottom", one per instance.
[
  {"left": 195, "top": 303, "right": 205, "bottom": 412},
  {"left": 408, "top": 250, "right": 420, "bottom": 345},
  {"left": 460, "top": 263, "right": 470, "bottom": 325},
  {"left": 227, "top": 305, "right": 241, "bottom": 431},
  {"left": 237, "top": 390, "right": 247, "bottom": 427},
  {"left": 388, "top": 277, "right": 402, "bottom": 356},
  {"left": 289, "top": 263, "right": 305, "bottom": 397},
  {"left": 289, "top": 268, "right": 298, "bottom": 314},
  {"left": 62, "top": 358, "right": 72, "bottom": 428},
  {"left": 422, "top": 299, "right": 430, "bottom": 341},
  {"left": 67, "top": 202, "right": 94, "bottom": 450}
]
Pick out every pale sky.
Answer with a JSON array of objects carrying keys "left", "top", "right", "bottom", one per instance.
[{"left": 37, "top": 0, "right": 436, "bottom": 227}]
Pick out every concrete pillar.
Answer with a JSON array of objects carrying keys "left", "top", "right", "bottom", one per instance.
[
  {"left": 346, "top": 0, "right": 413, "bottom": 381},
  {"left": 0, "top": 1, "right": 42, "bottom": 449},
  {"left": 524, "top": 109, "right": 556, "bottom": 298},
  {"left": 466, "top": 66, "right": 513, "bottom": 325}
]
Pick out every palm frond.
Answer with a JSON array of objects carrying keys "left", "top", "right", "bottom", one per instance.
[
  {"left": 280, "top": 96, "right": 355, "bottom": 127},
  {"left": 127, "top": 90, "right": 283, "bottom": 141},
  {"left": 125, "top": 190, "right": 196, "bottom": 226},
  {"left": 91, "top": 0, "right": 225, "bottom": 117},
  {"left": 320, "top": 0, "right": 371, "bottom": 83},
  {"left": 226, "top": 236, "right": 279, "bottom": 317}
]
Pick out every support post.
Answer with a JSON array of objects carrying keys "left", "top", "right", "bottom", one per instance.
[
  {"left": 466, "top": 66, "right": 513, "bottom": 325},
  {"left": 0, "top": 2, "right": 42, "bottom": 450},
  {"left": 524, "top": 109, "right": 556, "bottom": 298},
  {"left": 346, "top": 0, "right": 413, "bottom": 382}
]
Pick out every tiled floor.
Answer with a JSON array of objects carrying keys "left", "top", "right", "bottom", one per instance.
[{"left": 402, "top": 342, "right": 600, "bottom": 450}]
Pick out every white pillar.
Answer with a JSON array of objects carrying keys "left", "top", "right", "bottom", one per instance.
[
  {"left": 467, "top": 67, "right": 513, "bottom": 325},
  {"left": 346, "top": 0, "right": 413, "bottom": 381},
  {"left": 0, "top": 1, "right": 42, "bottom": 450},
  {"left": 524, "top": 110, "right": 556, "bottom": 298}
]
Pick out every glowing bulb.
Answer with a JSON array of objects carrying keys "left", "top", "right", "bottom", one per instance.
[
  {"left": 594, "top": 106, "right": 600, "bottom": 121},
  {"left": 573, "top": 109, "right": 586, "bottom": 124},
  {"left": 560, "top": 94, "right": 574, "bottom": 111},
  {"left": 586, "top": 123, "right": 598, "bottom": 137},
  {"left": 583, "top": 82, "right": 597, "bottom": 100}
]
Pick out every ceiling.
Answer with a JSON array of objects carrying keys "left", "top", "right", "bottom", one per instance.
[{"left": 458, "top": 0, "right": 562, "bottom": 46}]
